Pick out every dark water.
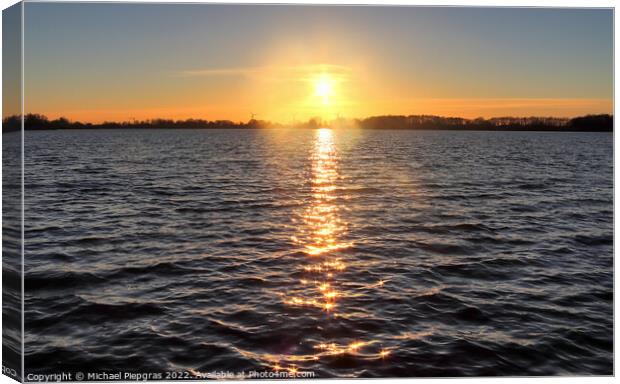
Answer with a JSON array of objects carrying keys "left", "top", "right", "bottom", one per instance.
[
  {"left": 3, "top": 131, "right": 22, "bottom": 378},
  {"left": 22, "top": 129, "right": 612, "bottom": 377}
]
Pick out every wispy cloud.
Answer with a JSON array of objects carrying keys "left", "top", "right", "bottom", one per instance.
[
  {"left": 179, "top": 67, "right": 261, "bottom": 77},
  {"left": 384, "top": 98, "right": 613, "bottom": 118},
  {"left": 178, "top": 64, "right": 353, "bottom": 82}
]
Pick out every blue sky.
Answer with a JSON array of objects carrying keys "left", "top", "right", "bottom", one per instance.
[{"left": 17, "top": 3, "right": 613, "bottom": 122}]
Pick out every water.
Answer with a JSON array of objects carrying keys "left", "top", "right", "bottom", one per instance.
[{"left": 21, "top": 128, "right": 612, "bottom": 377}]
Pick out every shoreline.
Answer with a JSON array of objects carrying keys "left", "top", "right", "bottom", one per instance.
[
  {"left": 3, "top": 113, "right": 613, "bottom": 133},
  {"left": 5, "top": 127, "right": 613, "bottom": 133}
]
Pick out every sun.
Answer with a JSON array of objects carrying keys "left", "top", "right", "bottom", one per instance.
[{"left": 314, "top": 75, "right": 335, "bottom": 105}]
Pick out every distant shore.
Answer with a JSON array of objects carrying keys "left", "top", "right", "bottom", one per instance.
[{"left": 2, "top": 113, "right": 613, "bottom": 132}]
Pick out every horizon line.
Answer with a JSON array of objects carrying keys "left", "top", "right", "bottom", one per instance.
[{"left": 3, "top": 112, "right": 614, "bottom": 126}]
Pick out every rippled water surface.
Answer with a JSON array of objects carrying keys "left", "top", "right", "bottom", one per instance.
[{"left": 23, "top": 129, "right": 613, "bottom": 377}]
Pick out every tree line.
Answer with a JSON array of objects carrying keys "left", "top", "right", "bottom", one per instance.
[
  {"left": 355, "top": 114, "right": 612, "bottom": 131},
  {"left": 2, "top": 113, "right": 613, "bottom": 132}
]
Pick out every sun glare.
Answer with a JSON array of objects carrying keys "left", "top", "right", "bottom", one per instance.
[{"left": 314, "top": 75, "right": 335, "bottom": 105}]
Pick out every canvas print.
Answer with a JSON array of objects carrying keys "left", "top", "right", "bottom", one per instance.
[{"left": 2, "top": 2, "right": 614, "bottom": 381}]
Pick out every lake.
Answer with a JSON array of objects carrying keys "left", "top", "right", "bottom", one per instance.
[{"left": 21, "top": 128, "right": 613, "bottom": 377}]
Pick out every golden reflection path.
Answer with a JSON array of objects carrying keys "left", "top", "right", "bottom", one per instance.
[
  {"left": 286, "top": 128, "right": 352, "bottom": 312},
  {"left": 273, "top": 129, "right": 390, "bottom": 374}
]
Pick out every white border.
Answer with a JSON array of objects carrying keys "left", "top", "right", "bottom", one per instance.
[
  {"left": 20, "top": 1, "right": 24, "bottom": 381},
  {"left": 0, "top": 2, "right": 616, "bottom": 384}
]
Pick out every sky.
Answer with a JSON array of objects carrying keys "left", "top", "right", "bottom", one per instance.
[{"left": 13, "top": 3, "right": 614, "bottom": 123}]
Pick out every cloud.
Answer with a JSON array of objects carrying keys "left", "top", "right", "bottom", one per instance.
[
  {"left": 178, "top": 64, "right": 353, "bottom": 82},
  {"left": 179, "top": 67, "right": 261, "bottom": 77},
  {"left": 386, "top": 97, "right": 613, "bottom": 118}
]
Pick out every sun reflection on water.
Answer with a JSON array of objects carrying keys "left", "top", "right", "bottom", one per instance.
[
  {"left": 287, "top": 128, "right": 351, "bottom": 313},
  {"left": 292, "top": 129, "right": 353, "bottom": 258},
  {"left": 273, "top": 129, "right": 389, "bottom": 372}
]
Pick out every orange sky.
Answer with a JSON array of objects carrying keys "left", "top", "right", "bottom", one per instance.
[{"left": 15, "top": 4, "right": 613, "bottom": 123}]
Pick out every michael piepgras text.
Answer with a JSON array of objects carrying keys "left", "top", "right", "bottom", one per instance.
[
  {"left": 24, "top": 369, "right": 315, "bottom": 381},
  {"left": 25, "top": 372, "right": 164, "bottom": 382}
]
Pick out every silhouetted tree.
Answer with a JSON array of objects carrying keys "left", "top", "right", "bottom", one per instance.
[
  {"left": 2, "top": 115, "right": 21, "bottom": 132},
  {"left": 2, "top": 113, "right": 613, "bottom": 132},
  {"left": 567, "top": 114, "right": 613, "bottom": 132}
]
